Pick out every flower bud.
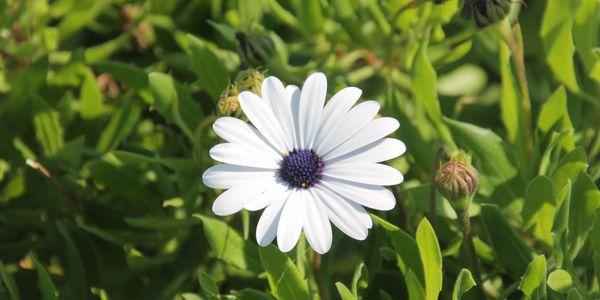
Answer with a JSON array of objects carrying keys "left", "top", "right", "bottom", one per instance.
[
  {"left": 236, "top": 32, "right": 275, "bottom": 67},
  {"left": 217, "top": 83, "right": 241, "bottom": 117},
  {"left": 216, "top": 68, "right": 265, "bottom": 117},
  {"left": 461, "top": 0, "right": 510, "bottom": 29},
  {"left": 436, "top": 151, "right": 479, "bottom": 209}
]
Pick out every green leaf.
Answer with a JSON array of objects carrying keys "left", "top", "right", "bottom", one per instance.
[
  {"left": 547, "top": 269, "right": 572, "bottom": 294},
  {"left": 31, "top": 255, "right": 59, "bottom": 300},
  {"left": 444, "top": 118, "right": 523, "bottom": 205},
  {"left": 568, "top": 171, "right": 600, "bottom": 256},
  {"left": 231, "top": 288, "right": 275, "bottom": 300},
  {"left": 195, "top": 215, "right": 261, "bottom": 272},
  {"left": 416, "top": 218, "right": 442, "bottom": 300},
  {"left": 239, "top": 0, "right": 267, "bottom": 29},
  {"left": 92, "top": 61, "right": 148, "bottom": 90},
  {"left": 0, "top": 261, "right": 20, "bottom": 300},
  {"left": 499, "top": 42, "right": 527, "bottom": 154},
  {"left": 148, "top": 72, "right": 202, "bottom": 140},
  {"left": 405, "top": 269, "right": 426, "bottom": 300},
  {"left": 58, "top": 0, "right": 111, "bottom": 40},
  {"left": 412, "top": 43, "right": 455, "bottom": 147},
  {"left": 437, "top": 64, "right": 487, "bottom": 97},
  {"left": 86, "top": 159, "right": 158, "bottom": 208},
  {"left": 573, "top": 0, "right": 599, "bottom": 73},
  {"left": 519, "top": 255, "right": 547, "bottom": 300},
  {"left": 198, "top": 272, "right": 219, "bottom": 300},
  {"left": 522, "top": 176, "right": 555, "bottom": 245},
  {"left": 32, "top": 94, "right": 64, "bottom": 156},
  {"left": 551, "top": 147, "right": 588, "bottom": 195},
  {"left": 55, "top": 136, "right": 85, "bottom": 168},
  {"left": 55, "top": 221, "right": 89, "bottom": 299},
  {"left": 480, "top": 204, "right": 533, "bottom": 278},
  {"left": 300, "top": 0, "right": 325, "bottom": 33},
  {"left": 351, "top": 262, "right": 368, "bottom": 297},
  {"left": 258, "top": 245, "right": 310, "bottom": 300},
  {"left": 371, "top": 215, "right": 424, "bottom": 286},
  {"left": 187, "top": 35, "right": 229, "bottom": 100},
  {"left": 96, "top": 100, "right": 141, "bottom": 152},
  {"left": 335, "top": 282, "right": 356, "bottom": 300},
  {"left": 452, "top": 269, "right": 476, "bottom": 300},
  {"left": 540, "top": 0, "right": 580, "bottom": 91},
  {"left": 80, "top": 70, "right": 104, "bottom": 120},
  {"left": 537, "top": 86, "right": 575, "bottom": 151}
]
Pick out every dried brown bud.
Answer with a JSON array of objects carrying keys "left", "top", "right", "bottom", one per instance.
[{"left": 436, "top": 151, "right": 479, "bottom": 208}]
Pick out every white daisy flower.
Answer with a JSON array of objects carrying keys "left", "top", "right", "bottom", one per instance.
[{"left": 202, "top": 72, "right": 406, "bottom": 254}]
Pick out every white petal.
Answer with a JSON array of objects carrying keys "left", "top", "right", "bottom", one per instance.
[
  {"left": 262, "top": 77, "right": 296, "bottom": 150},
  {"left": 316, "top": 101, "right": 380, "bottom": 155},
  {"left": 327, "top": 138, "right": 406, "bottom": 165},
  {"left": 256, "top": 192, "right": 291, "bottom": 246},
  {"left": 244, "top": 181, "right": 289, "bottom": 211},
  {"left": 299, "top": 72, "right": 327, "bottom": 148},
  {"left": 321, "top": 178, "right": 396, "bottom": 210},
  {"left": 323, "top": 163, "right": 404, "bottom": 186},
  {"left": 212, "top": 179, "right": 277, "bottom": 216},
  {"left": 209, "top": 143, "right": 280, "bottom": 169},
  {"left": 213, "top": 117, "right": 280, "bottom": 160},
  {"left": 324, "top": 118, "right": 399, "bottom": 160},
  {"left": 312, "top": 185, "right": 368, "bottom": 240},
  {"left": 348, "top": 201, "right": 373, "bottom": 229},
  {"left": 202, "top": 164, "right": 277, "bottom": 189},
  {"left": 238, "top": 91, "right": 289, "bottom": 154},
  {"left": 303, "top": 192, "right": 333, "bottom": 254},
  {"left": 286, "top": 85, "right": 301, "bottom": 149},
  {"left": 277, "top": 190, "right": 306, "bottom": 252},
  {"left": 313, "top": 87, "right": 362, "bottom": 149}
]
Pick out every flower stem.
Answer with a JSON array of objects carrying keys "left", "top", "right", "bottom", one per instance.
[
  {"left": 459, "top": 205, "right": 482, "bottom": 283},
  {"left": 429, "top": 147, "right": 445, "bottom": 230},
  {"left": 496, "top": 19, "right": 533, "bottom": 157},
  {"left": 312, "top": 251, "right": 326, "bottom": 300}
]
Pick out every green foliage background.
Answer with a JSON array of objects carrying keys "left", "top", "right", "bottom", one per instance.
[{"left": 0, "top": 0, "right": 599, "bottom": 299}]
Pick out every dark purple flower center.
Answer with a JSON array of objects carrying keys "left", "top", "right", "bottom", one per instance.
[{"left": 279, "top": 149, "right": 324, "bottom": 189}]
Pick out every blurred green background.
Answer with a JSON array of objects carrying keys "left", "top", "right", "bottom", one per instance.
[{"left": 0, "top": 0, "right": 599, "bottom": 299}]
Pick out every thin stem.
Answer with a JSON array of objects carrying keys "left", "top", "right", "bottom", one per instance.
[
  {"left": 497, "top": 20, "right": 533, "bottom": 157},
  {"left": 312, "top": 251, "right": 326, "bottom": 300},
  {"left": 459, "top": 207, "right": 482, "bottom": 283},
  {"left": 391, "top": 185, "right": 409, "bottom": 232},
  {"left": 26, "top": 159, "right": 88, "bottom": 222},
  {"left": 429, "top": 147, "right": 445, "bottom": 230}
]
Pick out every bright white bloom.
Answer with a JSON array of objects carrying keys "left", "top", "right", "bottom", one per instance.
[{"left": 202, "top": 72, "right": 406, "bottom": 254}]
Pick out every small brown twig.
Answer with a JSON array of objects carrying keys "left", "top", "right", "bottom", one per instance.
[
  {"left": 313, "top": 251, "right": 326, "bottom": 300},
  {"left": 391, "top": 185, "right": 409, "bottom": 232},
  {"left": 429, "top": 147, "right": 446, "bottom": 230},
  {"left": 26, "top": 159, "right": 88, "bottom": 222}
]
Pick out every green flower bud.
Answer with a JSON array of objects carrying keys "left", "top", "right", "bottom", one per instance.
[
  {"left": 235, "top": 68, "right": 265, "bottom": 95},
  {"left": 216, "top": 68, "right": 266, "bottom": 117},
  {"left": 217, "top": 84, "right": 241, "bottom": 117},
  {"left": 236, "top": 32, "right": 275, "bottom": 67},
  {"left": 435, "top": 151, "right": 479, "bottom": 209},
  {"left": 461, "top": 0, "right": 511, "bottom": 29}
]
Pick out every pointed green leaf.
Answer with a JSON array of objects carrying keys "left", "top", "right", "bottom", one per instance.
[
  {"left": 195, "top": 215, "right": 261, "bottom": 272},
  {"left": 540, "top": 0, "right": 580, "bottom": 91},
  {"left": 519, "top": 255, "right": 547, "bottom": 299},
  {"left": 0, "top": 261, "right": 20, "bottom": 300},
  {"left": 80, "top": 70, "right": 104, "bottom": 120},
  {"left": 405, "top": 269, "right": 426, "bottom": 300},
  {"left": 537, "top": 86, "right": 575, "bottom": 151},
  {"left": 32, "top": 94, "right": 64, "bottom": 156},
  {"left": 31, "top": 255, "right": 59, "bottom": 300},
  {"left": 258, "top": 245, "right": 309, "bottom": 300},
  {"left": 551, "top": 147, "right": 588, "bottom": 195},
  {"left": 522, "top": 176, "right": 555, "bottom": 245},
  {"left": 96, "top": 100, "right": 141, "bottom": 152},
  {"left": 481, "top": 204, "right": 533, "bottom": 278},
  {"left": 452, "top": 269, "right": 476, "bottom": 300},
  {"left": 198, "top": 272, "right": 219, "bottom": 300},
  {"left": 416, "top": 218, "right": 442, "bottom": 300},
  {"left": 335, "top": 282, "right": 356, "bottom": 300},
  {"left": 187, "top": 35, "right": 229, "bottom": 100},
  {"left": 568, "top": 171, "right": 600, "bottom": 256}
]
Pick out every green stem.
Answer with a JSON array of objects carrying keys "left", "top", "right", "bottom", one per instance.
[
  {"left": 312, "top": 251, "right": 326, "bottom": 300},
  {"left": 459, "top": 204, "right": 482, "bottom": 283},
  {"left": 429, "top": 147, "right": 445, "bottom": 230}
]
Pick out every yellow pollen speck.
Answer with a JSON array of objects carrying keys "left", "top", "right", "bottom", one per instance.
[
  {"left": 301, "top": 182, "right": 307, "bottom": 188},
  {"left": 283, "top": 152, "right": 289, "bottom": 157}
]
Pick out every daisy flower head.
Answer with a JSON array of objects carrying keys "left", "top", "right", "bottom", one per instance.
[{"left": 202, "top": 72, "right": 406, "bottom": 254}]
